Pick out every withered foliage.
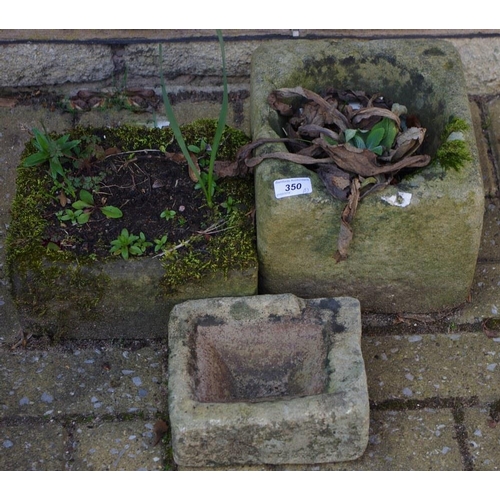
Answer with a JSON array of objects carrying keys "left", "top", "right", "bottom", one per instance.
[{"left": 240, "top": 86, "right": 431, "bottom": 261}]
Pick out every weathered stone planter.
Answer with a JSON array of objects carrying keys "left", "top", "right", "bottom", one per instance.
[
  {"left": 6, "top": 124, "right": 258, "bottom": 340},
  {"left": 251, "top": 39, "right": 484, "bottom": 313},
  {"left": 8, "top": 258, "right": 257, "bottom": 340},
  {"left": 168, "top": 293, "right": 369, "bottom": 466}
]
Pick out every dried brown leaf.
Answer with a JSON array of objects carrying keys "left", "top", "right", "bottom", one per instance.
[
  {"left": 273, "top": 87, "right": 350, "bottom": 131},
  {"left": 58, "top": 191, "right": 67, "bottom": 207},
  {"left": 482, "top": 320, "right": 500, "bottom": 338},
  {"left": 268, "top": 91, "right": 294, "bottom": 116},
  {"left": 152, "top": 419, "right": 169, "bottom": 446},
  {"left": 103, "top": 146, "right": 121, "bottom": 157},
  {"left": 68, "top": 99, "right": 88, "bottom": 111},
  {"left": 245, "top": 151, "right": 332, "bottom": 169},
  {"left": 319, "top": 141, "right": 430, "bottom": 176},
  {"left": 301, "top": 102, "right": 326, "bottom": 128},
  {"left": 76, "top": 89, "right": 102, "bottom": 99},
  {"left": 317, "top": 165, "right": 351, "bottom": 201},
  {"left": 0, "top": 97, "right": 18, "bottom": 108},
  {"left": 188, "top": 153, "right": 200, "bottom": 182},
  {"left": 321, "top": 143, "right": 381, "bottom": 176},
  {"left": 351, "top": 107, "right": 401, "bottom": 129},
  {"left": 335, "top": 178, "right": 360, "bottom": 262},
  {"left": 390, "top": 127, "right": 426, "bottom": 161},
  {"left": 164, "top": 152, "right": 187, "bottom": 163},
  {"left": 213, "top": 160, "right": 245, "bottom": 178},
  {"left": 298, "top": 124, "right": 340, "bottom": 141}
]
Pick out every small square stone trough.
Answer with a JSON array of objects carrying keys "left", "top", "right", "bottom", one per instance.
[
  {"left": 167, "top": 293, "right": 369, "bottom": 466},
  {"left": 251, "top": 39, "right": 484, "bottom": 313}
]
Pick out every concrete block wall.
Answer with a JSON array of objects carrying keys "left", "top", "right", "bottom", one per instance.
[{"left": 1, "top": 30, "right": 500, "bottom": 136}]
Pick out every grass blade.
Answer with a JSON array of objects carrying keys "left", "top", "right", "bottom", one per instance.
[
  {"left": 159, "top": 45, "right": 209, "bottom": 203},
  {"left": 206, "top": 29, "right": 229, "bottom": 206}
]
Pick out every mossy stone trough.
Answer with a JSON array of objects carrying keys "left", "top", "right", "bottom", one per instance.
[
  {"left": 251, "top": 39, "right": 484, "bottom": 314},
  {"left": 6, "top": 124, "right": 258, "bottom": 340}
]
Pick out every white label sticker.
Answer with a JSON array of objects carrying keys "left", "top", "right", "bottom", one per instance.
[{"left": 274, "top": 178, "right": 312, "bottom": 199}]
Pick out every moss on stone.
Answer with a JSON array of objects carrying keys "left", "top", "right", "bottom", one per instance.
[
  {"left": 160, "top": 175, "right": 257, "bottom": 293},
  {"left": 436, "top": 117, "right": 473, "bottom": 171},
  {"left": 6, "top": 120, "right": 256, "bottom": 339},
  {"left": 436, "top": 139, "right": 472, "bottom": 171},
  {"left": 441, "top": 117, "right": 469, "bottom": 140}
]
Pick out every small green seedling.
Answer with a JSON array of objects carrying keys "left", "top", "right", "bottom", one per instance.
[
  {"left": 135, "top": 232, "right": 153, "bottom": 254},
  {"left": 188, "top": 139, "right": 210, "bottom": 168},
  {"left": 220, "top": 196, "right": 236, "bottom": 214},
  {"left": 110, "top": 229, "right": 152, "bottom": 260},
  {"left": 72, "top": 189, "right": 123, "bottom": 219},
  {"left": 160, "top": 209, "right": 176, "bottom": 221},
  {"left": 23, "top": 127, "right": 80, "bottom": 178},
  {"left": 67, "top": 171, "right": 106, "bottom": 191},
  {"left": 56, "top": 208, "right": 90, "bottom": 225},
  {"left": 154, "top": 235, "right": 168, "bottom": 253}
]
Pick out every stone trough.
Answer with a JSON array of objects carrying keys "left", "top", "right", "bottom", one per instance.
[
  {"left": 251, "top": 39, "right": 484, "bottom": 313},
  {"left": 167, "top": 293, "right": 369, "bottom": 466}
]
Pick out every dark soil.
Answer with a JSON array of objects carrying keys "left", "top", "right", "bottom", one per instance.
[{"left": 42, "top": 152, "right": 235, "bottom": 259}]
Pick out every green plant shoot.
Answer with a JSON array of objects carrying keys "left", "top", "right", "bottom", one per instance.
[
  {"left": 110, "top": 228, "right": 151, "bottom": 260},
  {"left": 221, "top": 196, "right": 236, "bottom": 214},
  {"left": 22, "top": 127, "right": 81, "bottom": 196},
  {"left": 344, "top": 117, "right": 398, "bottom": 156},
  {"left": 154, "top": 235, "right": 168, "bottom": 253},
  {"left": 159, "top": 30, "right": 228, "bottom": 208},
  {"left": 160, "top": 209, "right": 176, "bottom": 221},
  {"left": 72, "top": 189, "right": 123, "bottom": 219}
]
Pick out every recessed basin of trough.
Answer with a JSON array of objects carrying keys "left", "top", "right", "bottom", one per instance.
[
  {"left": 251, "top": 39, "right": 484, "bottom": 314},
  {"left": 168, "top": 293, "right": 369, "bottom": 466}
]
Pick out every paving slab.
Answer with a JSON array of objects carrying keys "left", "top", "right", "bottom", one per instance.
[
  {"left": 457, "top": 262, "right": 500, "bottom": 323},
  {"left": 362, "top": 332, "right": 500, "bottom": 402},
  {"left": 463, "top": 406, "right": 500, "bottom": 470},
  {"left": 71, "top": 420, "right": 166, "bottom": 471},
  {"left": 0, "top": 345, "right": 166, "bottom": 418},
  {"left": 0, "top": 418, "right": 66, "bottom": 470},
  {"left": 315, "top": 409, "right": 463, "bottom": 471},
  {"left": 321, "top": 409, "right": 464, "bottom": 471}
]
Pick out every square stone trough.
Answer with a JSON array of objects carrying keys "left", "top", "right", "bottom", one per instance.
[
  {"left": 251, "top": 39, "right": 484, "bottom": 314},
  {"left": 167, "top": 293, "right": 369, "bottom": 466}
]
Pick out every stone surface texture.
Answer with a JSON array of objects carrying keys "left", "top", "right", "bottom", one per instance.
[
  {"left": 167, "top": 294, "right": 369, "bottom": 466},
  {"left": 10, "top": 256, "right": 258, "bottom": 340},
  {"left": 0, "top": 44, "right": 114, "bottom": 87},
  {"left": 251, "top": 39, "right": 484, "bottom": 314}
]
